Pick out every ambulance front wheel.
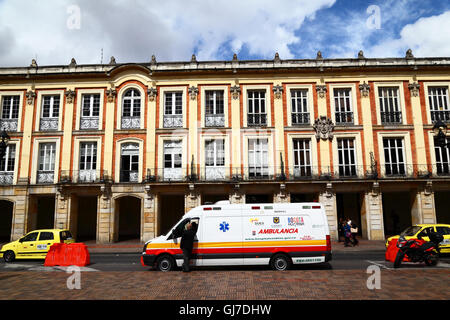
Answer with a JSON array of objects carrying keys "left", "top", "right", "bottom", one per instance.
[
  {"left": 270, "top": 253, "right": 292, "bottom": 271},
  {"left": 156, "top": 255, "right": 175, "bottom": 272}
]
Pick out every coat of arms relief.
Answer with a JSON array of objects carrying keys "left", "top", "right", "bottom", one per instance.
[{"left": 313, "top": 116, "right": 335, "bottom": 140}]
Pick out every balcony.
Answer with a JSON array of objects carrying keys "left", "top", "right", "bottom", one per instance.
[
  {"left": 247, "top": 114, "right": 267, "bottom": 127},
  {"left": 40, "top": 118, "right": 58, "bottom": 131},
  {"left": 121, "top": 116, "right": 140, "bottom": 129},
  {"left": 205, "top": 114, "right": 225, "bottom": 127},
  {"left": 59, "top": 170, "right": 109, "bottom": 184},
  {"left": 380, "top": 111, "right": 402, "bottom": 124},
  {"left": 163, "top": 115, "right": 183, "bottom": 128},
  {"left": 291, "top": 113, "right": 310, "bottom": 125},
  {"left": 0, "top": 119, "right": 18, "bottom": 132},
  {"left": 80, "top": 117, "right": 99, "bottom": 130}
]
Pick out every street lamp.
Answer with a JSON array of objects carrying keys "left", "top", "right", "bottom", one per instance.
[
  {"left": 433, "top": 119, "right": 450, "bottom": 148},
  {"left": 0, "top": 128, "right": 10, "bottom": 159}
]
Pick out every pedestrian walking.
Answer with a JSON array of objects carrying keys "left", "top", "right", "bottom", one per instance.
[
  {"left": 343, "top": 219, "right": 352, "bottom": 247},
  {"left": 350, "top": 221, "right": 359, "bottom": 246},
  {"left": 180, "top": 221, "right": 197, "bottom": 272}
]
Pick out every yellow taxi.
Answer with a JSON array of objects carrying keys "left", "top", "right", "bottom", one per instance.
[
  {"left": 0, "top": 229, "right": 75, "bottom": 262},
  {"left": 385, "top": 224, "right": 450, "bottom": 254}
]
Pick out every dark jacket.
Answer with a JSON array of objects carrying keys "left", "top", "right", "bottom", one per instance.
[{"left": 180, "top": 227, "right": 196, "bottom": 252}]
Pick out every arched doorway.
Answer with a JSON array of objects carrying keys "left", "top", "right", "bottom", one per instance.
[
  {"left": 0, "top": 200, "right": 13, "bottom": 242},
  {"left": 115, "top": 196, "right": 141, "bottom": 242}
]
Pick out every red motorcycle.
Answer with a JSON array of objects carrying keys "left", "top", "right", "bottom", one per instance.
[{"left": 394, "top": 231, "right": 444, "bottom": 268}]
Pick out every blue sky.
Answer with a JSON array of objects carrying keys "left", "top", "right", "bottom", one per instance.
[{"left": 0, "top": 0, "right": 449, "bottom": 66}]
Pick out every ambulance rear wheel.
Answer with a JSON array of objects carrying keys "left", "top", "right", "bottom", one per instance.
[
  {"left": 156, "top": 255, "right": 175, "bottom": 272},
  {"left": 270, "top": 253, "right": 292, "bottom": 271}
]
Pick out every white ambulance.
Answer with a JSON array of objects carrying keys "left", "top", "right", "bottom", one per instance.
[{"left": 141, "top": 201, "right": 332, "bottom": 271}]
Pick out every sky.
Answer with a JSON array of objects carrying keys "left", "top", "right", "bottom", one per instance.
[{"left": 0, "top": 0, "right": 449, "bottom": 67}]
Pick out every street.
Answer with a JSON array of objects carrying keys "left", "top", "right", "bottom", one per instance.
[{"left": 0, "top": 250, "right": 449, "bottom": 301}]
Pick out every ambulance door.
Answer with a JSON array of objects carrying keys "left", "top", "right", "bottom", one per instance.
[{"left": 201, "top": 208, "right": 243, "bottom": 266}]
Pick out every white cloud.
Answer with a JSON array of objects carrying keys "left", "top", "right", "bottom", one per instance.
[
  {"left": 367, "top": 10, "right": 450, "bottom": 58},
  {"left": 0, "top": 0, "right": 336, "bottom": 67}
]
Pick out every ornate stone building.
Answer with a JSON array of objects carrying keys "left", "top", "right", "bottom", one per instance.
[{"left": 0, "top": 51, "right": 449, "bottom": 243}]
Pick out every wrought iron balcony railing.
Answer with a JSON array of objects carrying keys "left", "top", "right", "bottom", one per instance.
[
  {"left": 59, "top": 170, "right": 109, "bottom": 184},
  {"left": 40, "top": 118, "right": 58, "bottom": 131},
  {"left": 335, "top": 112, "right": 354, "bottom": 124},
  {"left": 291, "top": 113, "right": 310, "bottom": 125},
  {"left": 80, "top": 117, "right": 99, "bottom": 130},
  {"left": 0, "top": 119, "right": 18, "bottom": 132},
  {"left": 121, "top": 116, "right": 140, "bottom": 129},
  {"left": 163, "top": 115, "right": 183, "bottom": 128},
  {"left": 0, "top": 172, "right": 14, "bottom": 185},
  {"left": 205, "top": 114, "right": 225, "bottom": 127},
  {"left": 37, "top": 171, "right": 54, "bottom": 184},
  {"left": 247, "top": 114, "right": 267, "bottom": 127},
  {"left": 380, "top": 111, "right": 402, "bottom": 124},
  {"left": 431, "top": 110, "right": 450, "bottom": 123}
]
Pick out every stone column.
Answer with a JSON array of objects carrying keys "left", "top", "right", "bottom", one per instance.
[
  {"left": 97, "top": 185, "right": 113, "bottom": 244},
  {"left": 411, "top": 181, "right": 436, "bottom": 225},
  {"left": 319, "top": 183, "right": 338, "bottom": 240},
  {"left": 10, "top": 187, "right": 28, "bottom": 240},
  {"left": 54, "top": 188, "right": 70, "bottom": 230},
  {"left": 142, "top": 185, "right": 157, "bottom": 242},
  {"left": 360, "top": 182, "right": 385, "bottom": 240}
]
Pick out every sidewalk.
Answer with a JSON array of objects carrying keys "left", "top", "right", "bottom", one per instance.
[{"left": 83, "top": 239, "right": 387, "bottom": 253}]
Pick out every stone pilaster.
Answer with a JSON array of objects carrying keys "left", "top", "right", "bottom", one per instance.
[
  {"left": 229, "top": 184, "right": 245, "bottom": 204},
  {"left": 9, "top": 187, "right": 27, "bottom": 240},
  {"left": 54, "top": 188, "right": 70, "bottom": 230},
  {"left": 185, "top": 184, "right": 201, "bottom": 213},
  {"left": 143, "top": 185, "right": 157, "bottom": 242},
  {"left": 97, "top": 185, "right": 113, "bottom": 244},
  {"left": 319, "top": 183, "right": 338, "bottom": 240},
  {"left": 360, "top": 182, "right": 385, "bottom": 240},
  {"left": 411, "top": 181, "right": 436, "bottom": 225}
]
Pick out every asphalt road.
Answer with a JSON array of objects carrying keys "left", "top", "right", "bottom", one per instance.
[{"left": 1, "top": 251, "right": 449, "bottom": 272}]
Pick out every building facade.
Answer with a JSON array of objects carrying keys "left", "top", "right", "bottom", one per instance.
[{"left": 0, "top": 52, "right": 449, "bottom": 243}]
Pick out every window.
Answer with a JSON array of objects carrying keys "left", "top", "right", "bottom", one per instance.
[
  {"left": 38, "top": 143, "right": 56, "bottom": 172},
  {"left": 434, "top": 136, "right": 450, "bottom": 175},
  {"left": 0, "top": 144, "right": 15, "bottom": 172},
  {"left": 292, "top": 139, "right": 312, "bottom": 177},
  {"left": 205, "top": 139, "right": 225, "bottom": 180},
  {"left": 1, "top": 96, "right": 20, "bottom": 120},
  {"left": 379, "top": 87, "right": 402, "bottom": 124},
  {"left": 122, "top": 89, "right": 141, "bottom": 129},
  {"left": 0, "top": 144, "right": 15, "bottom": 184},
  {"left": 1, "top": 95, "right": 20, "bottom": 132},
  {"left": 248, "top": 139, "right": 268, "bottom": 178},
  {"left": 164, "top": 92, "right": 183, "bottom": 128},
  {"left": 205, "top": 90, "right": 225, "bottom": 127},
  {"left": 429, "top": 87, "right": 450, "bottom": 122},
  {"left": 39, "top": 232, "right": 54, "bottom": 241},
  {"left": 79, "top": 143, "right": 97, "bottom": 171},
  {"left": 21, "top": 232, "right": 39, "bottom": 242},
  {"left": 247, "top": 91, "right": 267, "bottom": 126},
  {"left": 37, "top": 143, "right": 56, "bottom": 183},
  {"left": 334, "top": 89, "right": 353, "bottom": 124},
  {"left": 40, "top": 95, "right": 60, "bottom": 131},
  {"left": 81, "top": 94, "right": 100, "bottom": 130},
  {"left": 120, "top": 143, "right": 139, "bottom": 182},
  {"left": 163, "top": 141, "right": 183, "bottom": 180},
  {"left": 82, "top": 94, "right": 100, "bottom": 117},
  {"left": 291, "top": 90, "right": 309, "bottom": 125},
  {"left": 337, "top": 138, "right": 357, "bottom": 177},
  {"left": 436, "top": 227, "right": 450, "bottom": 236},
  {"left": 383, "top": 138, "right": 405, "bottom": 176},
  {"left": 42, "top": 95, "right": 60, "bottom": 118},
  {"left": 60, "top": 231, "right": 73, "bottom": 241}
]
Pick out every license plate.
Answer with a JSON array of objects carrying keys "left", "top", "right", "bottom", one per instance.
[{"left": 37, "top": 244, "right": 47, "bottom": 250}]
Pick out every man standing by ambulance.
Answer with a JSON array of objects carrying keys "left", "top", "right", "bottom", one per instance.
[{"left": 180, "top": 222, "right": 197, "bottom": 272}]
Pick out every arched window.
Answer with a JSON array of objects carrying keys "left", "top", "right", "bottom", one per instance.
[{"left": 122, "top": 89, "right": 141, "bottom": 129}]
